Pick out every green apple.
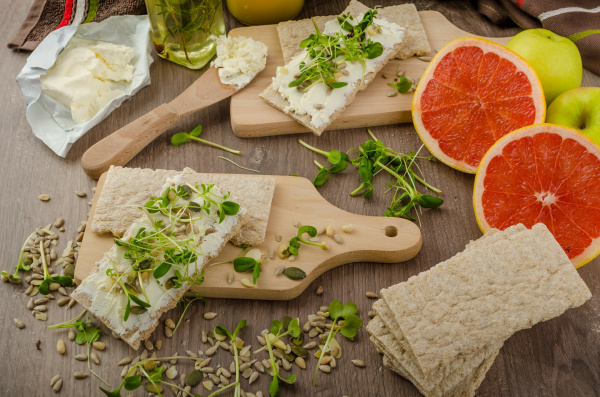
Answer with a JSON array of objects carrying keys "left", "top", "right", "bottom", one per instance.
[
  {"left": 506, "top": 28, "right": 582, "bottom": 105},
  {"left": 547, "top": 87, "right": 600, "bottom": 144}
]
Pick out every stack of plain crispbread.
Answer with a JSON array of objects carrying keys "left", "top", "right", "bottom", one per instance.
[{"left": 368, "top": 223, "right": 592, "bottom": 397}]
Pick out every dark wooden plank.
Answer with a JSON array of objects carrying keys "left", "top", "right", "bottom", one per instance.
[{"left": 0, "top": 1, "right": 599, "bottom": 396}]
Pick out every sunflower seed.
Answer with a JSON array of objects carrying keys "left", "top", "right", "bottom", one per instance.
[
  {"left": 368, "top": 310, "right": 376, "bottom": 318},
  {"left": 387, "top": 90, "right": 398, "bottom": 97},
  {"left": 366, "top": 291, "right": 378, "bottom": 299},
  {"left": 74, "top": 372, "right": 89, "bottom": 379},
  {"left": 52, "top": 378, "right": 63, "bottom": 392},
  {"left": 249, "top": 371, "right": 259, "bottom": 384},
  {"left": 155, "top": 340, "right": 163, "bottom": 350},
  {"left": 56, "top": 339, "right": 66, "bottom": 354},
  {"left": 242, "top": 368, "right": 253, "bottom": 379},
  {"left": 352, "top": 359, "right": 366, "bottom": 367},
  {"left": 325, "top": 225, "right": 334, "bottom": 237},
  {"left": 54, "top": 218, "right": 64, "bottom": 228},
  {"left": 205, "top": 345, "right": 218, "bottom": 356},
  {"left": 35, "top": 313, "right": 47, "bottom": 321},
  {"left": 315, "top": 285, "right": 324, "bottom": 295},
  {"left": 227, "top": 272, "right": 234, "bottom": 284},
  {"left": 294, "top": 357, "right": 306, "bottom": 369},
  {"left": 197, "top": 358, "right": 211, "bottom": 368},
  {"left": 165, "top": 318, "right": 176, "bottom": 329},
  {"left": 74, "top": 191, "right": 87, "bottom": 197},
  {"left": 319, "top": 365, "right": 331, "bottom": 373},
  {"left": 25, "top": 285, "right": 34, "bottom": 295},
  {"left": 144, "top": 340, "right": 154, "bottom": 351},
  {"left": 204, "top": 312, "right": 217, "bottom": 320},
  {"left": 74, "top": 353, "right": 87, "bottom": 361},
  {"left": 117, "top": 356, "right": 132, "bottom": 366},
  {"left": 241, "top": 278, "right": 255, "bottom": 288},
  {"left": 165, "top": 365, "right": 177, "bottom": 380},
  {"left": 68, "top": 298, "right": 76, "bottom": 308},
  {"left": 50, "top": 375, "right": 61, "bottom": 387},
  {"left": 57, "top": 286, "right": 67, "bottom": 296},
  {"left": 418, "top": 56, "right": 433, "bottom": 62},
  {"left": 275, "top": 234, "right": 282, "bottom": 242},
  {"left": 39, "top": 194, "right": 50, "bottom": 202},
  {"left": 302, "top": 321, "right": 311, "bottom": 333},
  {"left": 254, "top": 361, "right": 265, "bottom": 373},
  {"left": 14, "top": 318, "right": 25, "bottom": 329},
  {"left": 303, "top": 341, "right": 317, "bottom": 349},
  {"left": 274, "top": 265, "right": 286, "bottom": 276},
  {"left": 165, "top": 327, "right": 173, "bottom": 338},
  {"left": 93, "top": 341, "right": 106, "bottom": 351},
  {"left": 91, "top": 352, "right": 100, "bottom": 365}
]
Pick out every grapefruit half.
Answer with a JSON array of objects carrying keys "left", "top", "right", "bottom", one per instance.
[
  {"left": 474, "top": 123, "right": 600, "bottom": 267},
  {"left": 412, "top": 37, "right": 546, "bottom": 173}
]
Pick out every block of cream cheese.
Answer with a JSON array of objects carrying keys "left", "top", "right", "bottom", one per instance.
[{"left": 40, "top": 37, "right": 135, "bottom": 124}]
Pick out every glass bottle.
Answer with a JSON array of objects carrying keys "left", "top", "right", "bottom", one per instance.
[{"left": 145, "top": 0, "right": 225, "bottom": 69}]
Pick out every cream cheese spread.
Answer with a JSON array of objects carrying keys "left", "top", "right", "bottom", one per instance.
[
  {"left": 40, "top": 37, "right": 135, "bottom": 124},
  {"left": 271, "top": 14, "right": 404, "bottom": 129},
  {"left": 211, "top": 35, "right": 268, "bottom": 89}
]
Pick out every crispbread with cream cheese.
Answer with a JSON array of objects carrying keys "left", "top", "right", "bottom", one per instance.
[
  {"left": 73, "top": 176, "right": 249, "bottom": 349},
  {"left": 277, "top": 1, "right": 430, "bottom": 64},
  {"left": 380, "top": 223, "right": 591, "bottom": 380},
  {"left": 261, "top": 9, "right": 406, "bottom": 135},
  {"left": 91, "top": 166, "right": 275, "bottom": 246}
]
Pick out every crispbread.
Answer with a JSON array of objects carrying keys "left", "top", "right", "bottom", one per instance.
[
  {"left": 73, "top": 179, "right": 250, "bottom": 350},
  {"left": 381, "top": 223, "right": 592, "bottom": 380},
  {"left": 369, "top": 311, "right": 501, "bottom": 396},
  {"left": 277, "top": 1, "right": 430, "bottom": 64},
  {"left": 370, "top": 316, "right": 501, "bottom": 397},
  {"left": 91, "top": 166, "right": 276, "bottom": 246},
  {"left": 261, "top": 8, "right": 405, "bottom": 135}
]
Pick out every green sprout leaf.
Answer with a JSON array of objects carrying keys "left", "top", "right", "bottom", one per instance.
[
  {"left": 387, "top": 76, "right": 412, "bottom": 94},
  {"left": 123, "top": 375, "right": 142, "bottom": 391}
]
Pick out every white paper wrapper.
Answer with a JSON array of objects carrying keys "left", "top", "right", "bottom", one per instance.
[{"left": 16, "top": 15, "right": 154, "bottom": 157}]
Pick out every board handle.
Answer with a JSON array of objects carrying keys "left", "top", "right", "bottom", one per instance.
[{"left": 81, "top": 103, "right": 182, "bottom": 179}]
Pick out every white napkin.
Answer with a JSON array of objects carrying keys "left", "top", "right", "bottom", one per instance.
[{"left": 16, "top": 15, "right": 154, "bottom": 157}]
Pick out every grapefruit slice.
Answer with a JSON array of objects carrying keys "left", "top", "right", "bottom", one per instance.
[
  {"left": 412, "top": 37, "right": 546, "bottom": 173},
  {"left": 474, "top": 123, "right": 600, "bottom": 267}
]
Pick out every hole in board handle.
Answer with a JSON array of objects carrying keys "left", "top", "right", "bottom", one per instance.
[{"left": 385, "top": 226, "right": 398, "bottom": 237}]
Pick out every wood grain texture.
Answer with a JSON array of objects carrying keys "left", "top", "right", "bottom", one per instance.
[
  {"left": 75, "top": 173, "right": 422, "bottom": 299},
  {"left": 230, "top": 11, "right": 511, "bottom": 137},
  {"left": 1, "top": 1, "right": 599, "bottom": 396},
  {"left": 81, "top": 67, "right": 239, "bottom": 178}
]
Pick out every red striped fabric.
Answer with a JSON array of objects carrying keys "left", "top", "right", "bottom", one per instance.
[{"left": 56, "top": 0, "right": 74, "bottom": 29}]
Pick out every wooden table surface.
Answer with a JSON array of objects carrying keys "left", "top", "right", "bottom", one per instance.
[{"left": 2, "top": 1, "right": 599, "bottom": 396}]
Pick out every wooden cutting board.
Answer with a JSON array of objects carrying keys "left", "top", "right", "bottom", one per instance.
[
  {"left": 229, "top": 10, "right": 511, "bottom": 137},
  {"left": 74, "top": 173, "right": 422, "bottom": 300}
]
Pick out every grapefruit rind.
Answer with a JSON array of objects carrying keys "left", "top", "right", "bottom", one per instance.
[
  {"left": 412, "top": 37, "right": 546, "bottom": 174},
  {"left": 473, "top": 123, "right": 600, "bottom": 268}
]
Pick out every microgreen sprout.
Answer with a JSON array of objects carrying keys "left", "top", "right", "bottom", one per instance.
[
  {"left": 233, "top": 256, "right": 264, "bottom": 284},
  {"left": 49, "top": 310, "right": 110, "bottom": 386},
  {"left": 387, "top": 76, "right": 412, "bottom": 94},
  {"left": 291, "top": 11, "right": 383, "bottom": 91},
  {"left": 214, "top": 319, "right": 247, "bottom": 397},
  {"left": 38, "top": 240, "right": 73, "bottom": 295},
  {"left": 1, "top": 229, "right": 39, "bottom": 283},
  {"left": 172, "top": 293, "right": 206, "bottom": 335},
  {"left": 253, "top": 318, "right": 300, "bottom": 396},
  {"left": 171, "top": 124, "right": 241, "bottom": 154},
  {"left": 313, "top": 300, "right": 363, "bottom": 386},
  {"left": 299, "top": 140, "right": 349, "bottom": 187}
]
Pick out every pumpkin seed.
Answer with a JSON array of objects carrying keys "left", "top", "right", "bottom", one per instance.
[
  {"left": 283, "top": 267, "right": 306, "bottom": 280},
  {"left": 204, "top": 312, "right": 218, "bottom": 320},
  {"left": 294, "top": 356, "right": 306, "bottom": 369},
  {"left": 186, "top": 370, "right": 203, "bottom": 386},
  {"left": 291, "top": 345, "right": 309, "bottom": 358},
  {"left": 145, "top": 383, "right": 163, "bottom": 393},
  {"left": 130, "top": 306, "right": 147, "bottom": 314},
  {"left": 56, "top": 339, "right": 66, "bottom": 354}
]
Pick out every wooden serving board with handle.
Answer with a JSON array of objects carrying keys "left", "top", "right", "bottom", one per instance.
[
  {"left": 229, "top": 10, "right": 511, "bottom": 137},
  {"left": 74, "top": 173, "right": 422, "bottom": 300}
]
